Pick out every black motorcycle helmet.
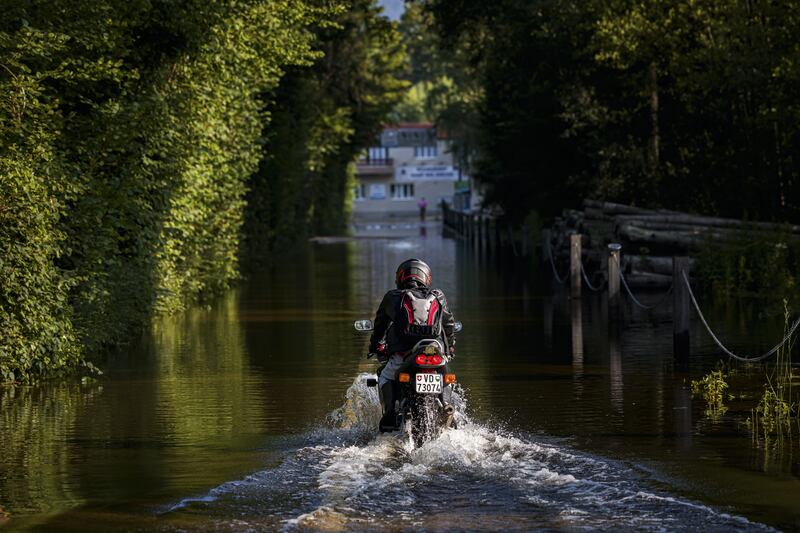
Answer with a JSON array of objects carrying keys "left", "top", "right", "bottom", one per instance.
[{"left": 395, "top": 258, "right": 432, "bottom": 289}]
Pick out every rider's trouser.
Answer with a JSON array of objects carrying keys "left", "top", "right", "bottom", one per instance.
[{"left": 378, "top": 353, "right": 405, "bottom": 389}]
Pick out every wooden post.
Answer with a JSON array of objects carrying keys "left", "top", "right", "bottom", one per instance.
[
  {"left": 570, "top": 234, "right": 581, "bottom": 298},
  {"left": 521, "top": 225, "right": 529, "bottom": 257},
  {"left": 469, "top": 215, "right": 476, "bottom": 246},
  {"left": 607, "top": 243, "right": 621, "bottom": 310},
  {"left": 673, "top": 256, "right": 691, "bottom": 368},
  {"left": 541, "top": 229, "right": 552, "bottom": 267},
  {"left": 468, "top": 214, "right": 473, "bottom": 245},
  {"left": 480, "top": 216, "right": 488, "bottom": 253}
]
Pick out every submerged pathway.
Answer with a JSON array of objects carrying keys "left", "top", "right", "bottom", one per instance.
[{"left": 0, "top": 220, "right": 796, "bottom": 531}]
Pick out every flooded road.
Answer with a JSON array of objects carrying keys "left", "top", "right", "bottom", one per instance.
[{"left": 1, "top": 220, "right": 798, "bottom": 531}]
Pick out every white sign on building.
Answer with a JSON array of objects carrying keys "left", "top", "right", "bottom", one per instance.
[
  {"left": 395, "top": 165, "right": 459, "bottom": 182},
  {"left": 368, "top": 184, "right": 387, "bottom": 199}
]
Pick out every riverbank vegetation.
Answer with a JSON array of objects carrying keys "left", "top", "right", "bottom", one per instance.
[
  {"left": 0, "top": 0, "right": 405, "bottom": 383},
  {"left": 403, "top": 0, "right": 800, "bottom": 298},
  {"left": 691, "top": 302, "right": 799, "bottom": 463},
  {"left": 695, "top": 230, "right": 800, "bottom": 300}
]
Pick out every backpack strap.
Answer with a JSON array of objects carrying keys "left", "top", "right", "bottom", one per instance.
[
  {"left": 401, "top": 291, "right": 415, "bottom": 324},
  {"left": 430, "top": 289, "right": 448, "bottom": 354}
]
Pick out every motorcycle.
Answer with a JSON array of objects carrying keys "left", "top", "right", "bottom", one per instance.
[{"left": 354, "top": 319, "right": 463, "bottom": 446}]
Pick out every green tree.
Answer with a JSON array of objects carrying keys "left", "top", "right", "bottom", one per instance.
[
  {"left": 422, "top": 0, "right": 800, "bottom": 224},
  {"left": 244, "top": 0, "right": 407, "bottom": 259},
  {"left": 3, "top": 1, "right": 405, "bottom": 382}
]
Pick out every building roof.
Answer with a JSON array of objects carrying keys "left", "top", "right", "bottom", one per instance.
[
  {"left": 381, "top": 122, "right": 450, "bottom": 140},
  {"left": 383, "top": 122, "right": 434, "bottom": 130}
]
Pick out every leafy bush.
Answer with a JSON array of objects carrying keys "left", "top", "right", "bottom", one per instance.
[
  {"left": 695, "top": 229, "right": 800, "bottom": 299},
  {"left": 0, "top": 0, "right": 404, "bottom": 382}
]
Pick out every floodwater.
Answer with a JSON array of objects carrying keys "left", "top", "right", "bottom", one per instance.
[{"left": 1, "top": 220, "right": 798, "bottom": 532}]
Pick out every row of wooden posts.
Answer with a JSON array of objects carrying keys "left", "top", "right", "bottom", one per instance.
[
  {"left": 443, "top": 204, "right": 692, "bottom": 366},
  {"left": 546, "top": 233, "right": 692, "bottom": 364},
  {"left": 441, "top": 204, "right": 530, "bottom": 256}
]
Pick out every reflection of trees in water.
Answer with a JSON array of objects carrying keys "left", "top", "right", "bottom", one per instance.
[
  {"left": 0, "top": 381, "right": 102, "bottom": 516},
  {"left": 0, "top": 290, "right": 263, "bottom": 519},
  {"left": 151, "top": 289, "right": 266, "bottom": 448},
  {"left": 239, "top": 243, "right": 365, "bottom": 422}
]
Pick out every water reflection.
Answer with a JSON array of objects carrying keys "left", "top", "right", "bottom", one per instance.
[
  {"left": 0, "top": 383, "right": 98, "bottom": 517},
  {"left": 608, "top": 324, "right": 624, "bottom": 416},
  {"left": 0, "top": 221, "right": 798, "bottom": 530},
  {"left": 570, "top": 298, "right": 584, "bottom": 399},
  {"left": 673, "top": 381, "right": 693, "bottom": 450}
]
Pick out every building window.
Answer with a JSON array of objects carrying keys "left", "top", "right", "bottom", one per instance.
[
  {"left": 354, "top": 183, "right": 366, "bottom": 201},
  {"left": 414, "top": 145, "right": 438, "bottom": 159},
  {"left": 366, "top": 146, "right": 389, "bottom": 164},
  {"left": 390, "top": 183, "right": 414, "bottom": 200}
]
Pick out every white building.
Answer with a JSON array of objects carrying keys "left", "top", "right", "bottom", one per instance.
[{"left": 353, "top": 123, "right": 467, "bottom": 217}]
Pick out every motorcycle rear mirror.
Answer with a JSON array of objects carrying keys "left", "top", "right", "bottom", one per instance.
[
  {"left": 354, "top": 319, "right": 374, "bottom": 332},
  {"left": 454, "top": 321, "right": 463, "bottom": 333}
]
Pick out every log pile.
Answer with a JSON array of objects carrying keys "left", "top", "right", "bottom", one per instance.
[{"left": 545, "top": 199, "right": 800, "bottom": 289}]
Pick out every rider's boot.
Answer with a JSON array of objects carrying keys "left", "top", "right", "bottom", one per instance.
[{"left": 379, "top": 381, "right": 399, "bottom": 432}]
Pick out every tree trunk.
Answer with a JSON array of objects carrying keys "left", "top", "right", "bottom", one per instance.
[
  {"left": 614, "top": 214, "right": 800, "bottom": 234},
  {"left": 649, "top": 62, "right": 660, "bottom": 168}
]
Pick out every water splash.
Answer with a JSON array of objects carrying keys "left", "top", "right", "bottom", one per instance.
[
  {"left": 163, "top": 374, "right": 772, "bottom": 532},
  {"left": 326, "top": 373, "right": 382, "bottom": 435}
]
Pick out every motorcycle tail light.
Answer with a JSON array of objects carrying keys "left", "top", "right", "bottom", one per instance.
[
  {"left": 415, "top": 354, "right": 444, "bottom": 366},
  {"left": 399, "top": 373, "right": 411, "bottom": 383},
  {"left": 444, "top": 374, "right": 457, "bottom": 384}
]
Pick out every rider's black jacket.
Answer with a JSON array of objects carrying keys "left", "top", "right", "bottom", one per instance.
[{"left": 369, "top": 287, "right": 456, "bottom": 355}]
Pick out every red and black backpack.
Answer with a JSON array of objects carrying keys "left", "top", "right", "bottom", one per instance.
[{"left": 397, "top": 288, "right": 443, "bottom": 340}]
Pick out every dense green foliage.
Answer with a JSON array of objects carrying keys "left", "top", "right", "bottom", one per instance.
[
  {"left": 391, "top": 4, "right": 481, "bottom": 171},
  {"left": 421, "top": 0, "right": 800, "bottom": 225},
  {"left": 695, "top": 230, "right": 800, "bottom": 299},
  {"left": 0, "top": 0, "right": 404, "bottom": 382},
  {"left": 244, "top": 0, "right": 407, "bottom": 256}
]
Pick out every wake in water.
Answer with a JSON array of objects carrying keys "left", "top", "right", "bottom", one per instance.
[{"left": 164, "top": 374, "right": 770, "bottom": 532}]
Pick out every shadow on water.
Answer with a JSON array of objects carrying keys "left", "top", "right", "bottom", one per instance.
[{"left": 0, "top": 220, "right": 798, "bottom": 531}]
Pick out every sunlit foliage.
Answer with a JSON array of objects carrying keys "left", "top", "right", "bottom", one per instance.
[{"left": 0, "top": 0, "right": 404, "bottom": 382}]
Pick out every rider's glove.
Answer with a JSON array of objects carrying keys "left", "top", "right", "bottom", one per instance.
[{"left": 368, "top": 342, "right": 388, "bottom": 362}]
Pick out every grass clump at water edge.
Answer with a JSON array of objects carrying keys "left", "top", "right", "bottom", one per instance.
[
  {"left": 747, "top": 300, "right": 799, "bottom": 443},
  {"left": 691, "top": 368, "right": 730, "bottom": 421}
]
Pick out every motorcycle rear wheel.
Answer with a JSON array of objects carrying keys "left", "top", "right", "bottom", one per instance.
[{"left": 409, "top": 395, "right": 445, "bottom": 447}]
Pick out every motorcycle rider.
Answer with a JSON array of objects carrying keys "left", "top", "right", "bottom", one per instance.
[{"left": 369, "top": 258, "right": 456, "bottom": 432}]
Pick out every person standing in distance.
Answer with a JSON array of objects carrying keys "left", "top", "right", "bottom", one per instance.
[{"left": 417, "top": 197, "right": 428, "bottom": 222}]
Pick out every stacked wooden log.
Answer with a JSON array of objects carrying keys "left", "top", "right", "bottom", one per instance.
[{"left": 545, "top": 199, "right": 800, "bottom": 289}]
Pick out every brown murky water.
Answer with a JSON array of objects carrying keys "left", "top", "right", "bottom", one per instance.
[{"left": 0, "top": 220, "right": 797, "bottom": 531}]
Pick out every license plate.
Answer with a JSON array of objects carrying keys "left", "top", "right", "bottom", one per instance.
[{"left": 415, "top": 373, "right": 442, "bottom": 394}]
